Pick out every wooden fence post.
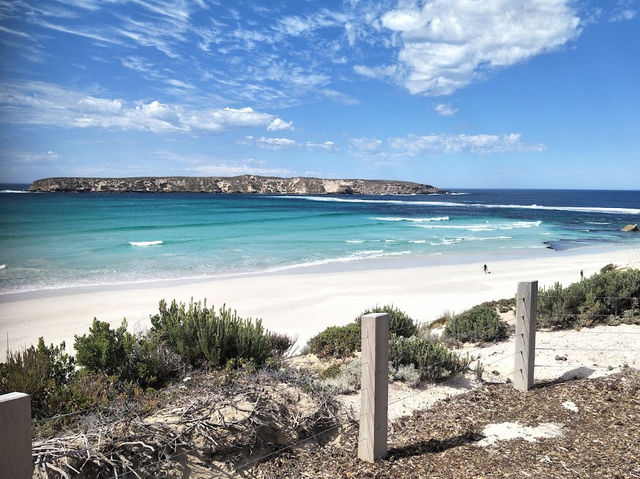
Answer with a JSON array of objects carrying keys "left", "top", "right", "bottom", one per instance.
[
  {"left": 514, "top": 281, "right": 538, "bottom": 391},
  {"left": 0, "top": 392, "right": 33, "bottom": 479},
  {"left": 358, "top": 313, "right": 389, "bottom": 463}
]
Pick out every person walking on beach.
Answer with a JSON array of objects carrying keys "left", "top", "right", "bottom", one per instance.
[
  {"left": 483, "top": 264, "right": 488, "bottom": 274},
  {"left": 580, "top": 269, "right": 584, "bottom": 281}
]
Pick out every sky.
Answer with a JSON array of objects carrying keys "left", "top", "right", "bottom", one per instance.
[{"left": 0, "top": 0, "right": 639, "bottom": 189}]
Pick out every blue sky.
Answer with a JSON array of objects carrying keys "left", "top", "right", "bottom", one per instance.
[{"left": 0, "top": 0, "right": 638, "bottom": 189}]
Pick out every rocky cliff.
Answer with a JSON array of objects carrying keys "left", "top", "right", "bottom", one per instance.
[{"left": 28, "top": 176, "right": 441, "bottom": 195}]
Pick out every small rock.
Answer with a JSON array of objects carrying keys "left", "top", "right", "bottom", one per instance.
[
  {"left": 562, "top": 401, "right": 578, "bottom": 413},
  {"left": 555, "top": 355, "right": 568, "bottom": 361},
  {"left": 620, "top": 224, "right": 639, "bottom": 232}
]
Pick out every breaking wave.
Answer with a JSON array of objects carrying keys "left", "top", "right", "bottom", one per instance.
[
  {"left": 129, "top": 240, "right": 163, "bottom": 246},
  {"left": 277, "top": 196, "right": 640, "bottom": 215},
  {"left": 372, "top": 216, "right": 449, "bottom": 223}
]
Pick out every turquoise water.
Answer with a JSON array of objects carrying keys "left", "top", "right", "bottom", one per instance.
[{"left": 1, "top": 187, "right": 639, "bottom": 293}]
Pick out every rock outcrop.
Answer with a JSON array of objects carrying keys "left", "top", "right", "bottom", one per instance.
[
  {"left": 621, "top": 224, "right": 639, "bottom": 232},
  {"left": 28, "top": 176, "right": 441, "bottom": 195}
]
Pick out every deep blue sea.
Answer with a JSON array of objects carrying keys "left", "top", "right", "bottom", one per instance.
[{"left": 1, "top": 185, "right": 639, "bottom": 293}]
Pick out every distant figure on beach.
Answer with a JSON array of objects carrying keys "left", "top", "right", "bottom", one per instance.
[
  {"left": 483, "top": 264, "right": 488, "bottom": 274},
  {"left": 580, "top": 269, "right": 584, "bottom": 280}
]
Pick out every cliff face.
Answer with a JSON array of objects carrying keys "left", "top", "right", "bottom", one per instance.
[{"left": 28, "top": 176, "right": 441, "bottom": 195}]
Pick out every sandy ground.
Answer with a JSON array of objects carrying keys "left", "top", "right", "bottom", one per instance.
[{"left": 1, "top": 246, "right": 639, "bottom": 359}]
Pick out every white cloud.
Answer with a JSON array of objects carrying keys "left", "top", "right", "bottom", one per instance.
[
  {"left": 388, "top": 133, "right": 546, "bottom": 156},
  {"left": 349, "top": 137, "right": 383, "bottom": 154},
  {"left": 348, "top": 132, "right": 545, "bottom": 160},
  {"left": 153, "top": 150, "right": 292, "bottom": 177},
  {"left": 0, "top": 81, "right": 293, "bottom": 134},
  {"left": 377, "top": 0, "right": 581, "bottom": 95},
  {"left": 244, "top": 136, "right": 337, "bottom": 152},
  {"left": 321, "top": 88, "right": 359, "bottom": 105},
  {"left": 434, "top": 103, "right": 458, "bottom": 116},
  {"left": 245, "top": 136, "right": 297, "bottom": 149},
  {"left": 189, "top": 161, "right": 292, "bottom": 177},
  {"left": 267, "top": 118, "right": 294, "bottom": 131}
]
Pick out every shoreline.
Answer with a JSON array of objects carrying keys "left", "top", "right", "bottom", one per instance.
[
  {"left": 1, "top": 245, "right": 639, "bottom": 359},
  {"left": 0, "top": 241, "right": 634, "bottom": 301}
]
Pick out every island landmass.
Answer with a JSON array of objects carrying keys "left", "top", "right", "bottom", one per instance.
[{"left": 28, "top": 175, "right": 441, "bottom": 195}]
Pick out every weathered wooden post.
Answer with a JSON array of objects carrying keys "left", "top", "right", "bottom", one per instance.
[
  {"left": 514, "top": 281, "right": 538, "bottom": 391},
  {"left": 0, "top": 392, "right": 33, "bottom": 479},
  {"left": 358, "top": 313, "right": 389, "bottom": 462}
]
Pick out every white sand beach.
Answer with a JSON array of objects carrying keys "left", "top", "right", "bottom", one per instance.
[{"left": 2, "top": 246, "right": 638, "bottom": 360}]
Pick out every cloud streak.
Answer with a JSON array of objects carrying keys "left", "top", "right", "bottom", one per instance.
[
  {"left": 0, "top": 81, "right": 293, "bottom": 133},
  {"left": 350, "top": 132, "right": 545, "bottom": 161},
  {"left": 244, "top": 136, "right": 337, "bottom": 152}
]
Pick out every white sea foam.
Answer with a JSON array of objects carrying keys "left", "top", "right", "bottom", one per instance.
[
  {"left": 416, "top": 220, "right": 541, "bottom": 232},
  {"left": 0, "top": 190, "right": 28, "bottom": 193},
  {"left": 409, "top": 240, "right": 427, "bottom": 244},
  {"left": 345, "top": 239, "right": 365, "bottom": 243},
  {"left": 0, "top": 264, "right": 6, "bottom": 270},
  {"left": 129, "top": 240, "right": 163, "bottom": 246},
  {"left": 276, "top": 196, "right": 640, "bottom": 215},
  {"left": 372, "top": 216, "right": 450, "bottom": 222}
]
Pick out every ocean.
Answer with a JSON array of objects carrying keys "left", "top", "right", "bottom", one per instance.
[{"left": 1, "top": 186, "right": 639, "bottom": 294}]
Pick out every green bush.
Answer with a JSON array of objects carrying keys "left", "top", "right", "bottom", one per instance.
[
  {"left": 444, "top": 304, "right": 508, "bottom": 343},
  {"left": 151, "top": 299, "right": 286, "bottom": 368},
  {"left": 389, "top": 335, "right": 469, "bottom": 381},
  {"left": 0, "top": 339, "right": 75, "bottom": 417},
  {"left": 75, "top": 319, "right": 182, "bottom": 388},
  {"left": 357, "top": 305, "right": 419, "bottom": 338},
  {"left": 538, "top": 269, "right": 640, "bottom": 329},
  {"left": 74, "top": 319, "right": 131, "bottom": 375},
  {"left": 309, "top": 305, "right": 419, "bottom": 358},
  {"left": 306, "top": 322, "right": 360, "bottom": 358}
]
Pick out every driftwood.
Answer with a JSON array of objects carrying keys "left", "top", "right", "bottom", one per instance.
[{"left": 33, "top": 367, "right": 340, "bottom": 478}]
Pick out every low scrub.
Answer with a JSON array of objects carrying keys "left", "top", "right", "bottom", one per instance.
[
  {"left": 306, "top": 322, "right": 360, "bottom": 358},
  {"left": 356, "top": 305, "right": 419, "bottom": 337},
  {"left": 75, "top": 319, "right": 183, "bottom": 388},
  {"left": 0, "top": 339, "right": 75, "bottom": 417},
  {"left": 389, "top": 335, "right": 470, "bottom": 381},
  {"left": 538, "top": 268, "right": 640, "bottom": 329},
  {"left": 308, "top": 305, "right": 418, "bottom": 358},
  {"left": 444, "top": 304, "right": 508, "bottom": 343},
  {"left": 151, "top": 299, "right": 290, "bottom": 368}
]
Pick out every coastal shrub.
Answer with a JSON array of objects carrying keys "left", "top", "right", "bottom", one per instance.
[
  {"left": 389, "top": 335, "right": 470, "bottom": 381},
  {"left": 269, "top": 332, "right": 295, "bottom": 357},
  {"left": 319, "top": 358, "right": 361, "bottom": 394},
  {"left": 357, "top": 305, "right": 419, "bottom": 338},
  {"left": 75, "top": 319, "right": 131, "bottom": 376},
  {"left": 444, "top": 304, "right": 508, "bottom": 343},
  {"left": 389, "top": 363, "right": 421, "bottom": 387},
  {"left": 0, "top": 338, "right": 75, "bottom": 417},
  {"left": 306, "top": 322, "right": 361, "bottom": 358},
  {"left": 309, "top": 305, "right": 419, "bottom": 358},
  {"left": 538, "top": 269, "right": 640, "bottom": 329},
  {"left": 74, "top": 319, "right": 183, "bottom": 388},
  {"left": 151, "top": 299, "right": 285, "bottom": 368}
]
